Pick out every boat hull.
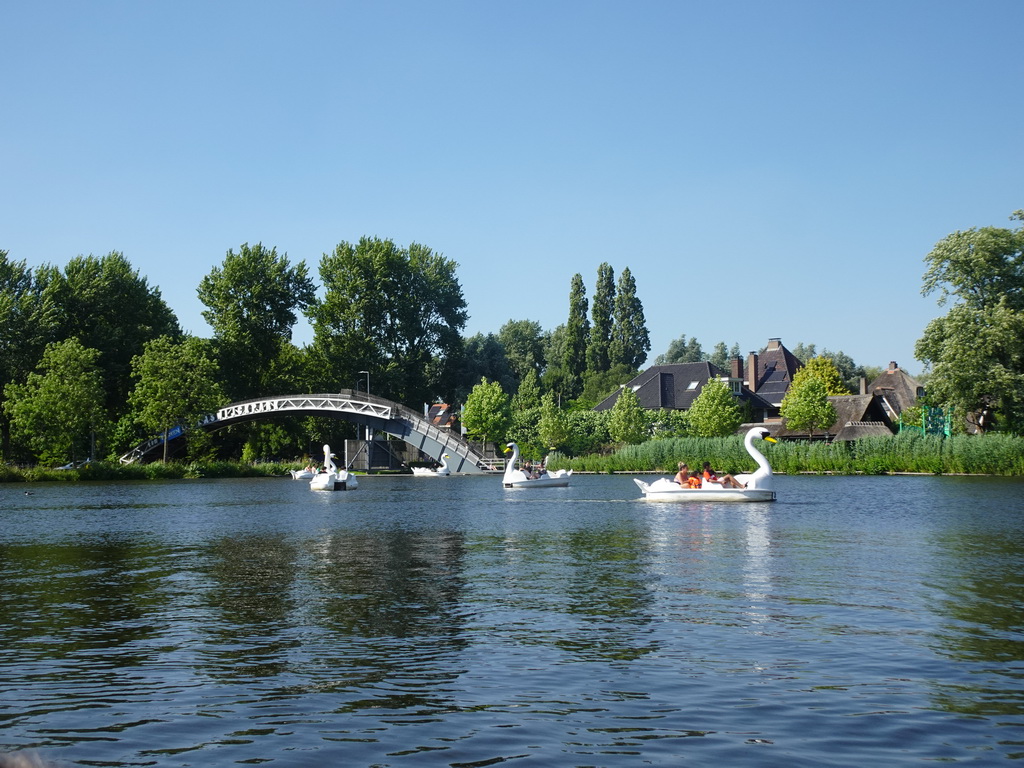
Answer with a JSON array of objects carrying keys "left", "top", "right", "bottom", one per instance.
[
  {"left": 503, "top": 470, "right": 572, "bottom": 488},
  {"left": 310, "top": 471, "right": 358, "bottom": 491},
  {"left": 411, "top": 467, "right": 450, "bottom": 476},
  {"left": 633, "top": 478, "right": 775, "bottom": 502}
]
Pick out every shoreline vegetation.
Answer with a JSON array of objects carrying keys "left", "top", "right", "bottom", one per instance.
[{"left": 5, "top": 432, "right": 1024, "bottom": 482}]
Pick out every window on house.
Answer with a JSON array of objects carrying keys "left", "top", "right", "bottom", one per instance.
[{"left": 687, "top": 381, "right": 699, "bottom": 390}]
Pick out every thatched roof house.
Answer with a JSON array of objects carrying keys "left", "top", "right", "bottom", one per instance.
[
  {"left": 749, "top": 393, "right": 896, "bottom": 441},
  {"left": 864, "top": 361, "right": 923, "bottom": 420}
]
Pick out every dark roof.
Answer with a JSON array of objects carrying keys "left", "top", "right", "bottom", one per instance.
[
  {"left": 426, "top": 403, "right": 459, "bottom": 429},
  {"left": 751, "top": 341, "right": 803, "bottom": 405},
  {"left": 594, "top": 362, "right": 773, "bottom": 412}
]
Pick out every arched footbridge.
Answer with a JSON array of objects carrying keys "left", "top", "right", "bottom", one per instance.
[{"left": 119, "top": 391, "right": 494, "bottom": 473}]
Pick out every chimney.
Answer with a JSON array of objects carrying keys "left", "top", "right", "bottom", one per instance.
[
  {"left": 747, "top": 351, "right": 759, "bottom": 393},
  {"left": 730, "top": 355, "right": 743, "bottom": 380},
  {"left": 888, "top": 361, "right": 898, "bottom": 372},
  {"left": 859, "top": 376, "right": 867, "bottom": 395},
  {"left": 768, "top": 338, "right": 782, "bottom": 350}
]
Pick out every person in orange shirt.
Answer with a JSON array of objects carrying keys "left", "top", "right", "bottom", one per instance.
[
  {"left": 687, "top": 471, "right": 702, "bottom": 489},
  {"left": 702, "top": 461, "right": 744, "bottom": 488}
]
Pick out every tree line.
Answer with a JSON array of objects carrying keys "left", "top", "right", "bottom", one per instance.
[
  {"left": 3, "top": 209, "right": 1020, "bottom": 467},
  {"left": 0, "top": 239, "right": 653, "bottom": 465}
]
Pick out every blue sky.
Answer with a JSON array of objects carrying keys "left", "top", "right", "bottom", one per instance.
[{"left": 3, "top": 1, "right": 1022, "bottom": 377}]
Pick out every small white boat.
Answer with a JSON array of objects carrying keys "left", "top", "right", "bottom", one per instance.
[
  {"left": 290, "top": 468, "right": 315, "bottom": 480},
  {"left": 634, "top": 427, "right": 777, "bottom": 502},
  {"left": 502, "top": 442, "right": 571, "bottom": 488},
  {"left": 411, "top": 454, "right": 451, "bottom": 476},
  {"left": 309, "top": 444, "right": 359, "bottom": 491}
]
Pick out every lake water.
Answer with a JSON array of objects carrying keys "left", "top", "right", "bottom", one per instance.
[{"left": 1, "top": 473, "right": 1023, "bottom": 766}]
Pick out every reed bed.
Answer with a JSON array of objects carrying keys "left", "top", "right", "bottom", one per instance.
[{"left": 555, "top": 432, "right": 1024, "bottom": 476}]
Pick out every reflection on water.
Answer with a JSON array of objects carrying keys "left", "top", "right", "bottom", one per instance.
[{"left": 0, "top": 474, "right": 1023, "bottom": 765}]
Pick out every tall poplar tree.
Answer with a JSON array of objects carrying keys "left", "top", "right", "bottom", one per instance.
[
  {"left": 564, "top": 273, "right": 589, "bottom": 397},
  {"left": 586, "top": 263, "right": 615, "bottom": 374},
  {"left": 609, "top": 266, "right": 650, "bottom": 371}
]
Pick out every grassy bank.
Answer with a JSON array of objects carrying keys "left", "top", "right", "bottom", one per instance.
[
  {"left": 550, "top": 432, "right": 1024, "bottom": 476},
  {"left": 0, "top": 460, "right": 302, "bottom": 483}
]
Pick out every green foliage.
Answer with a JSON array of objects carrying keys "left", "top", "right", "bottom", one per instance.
[
  {"left": 507, "top": 405, "right": 543, "bottom": 459},
  {"left": 55, "top": 252, "right": 181, "bottom": 413},
  {"left": 559, "top": 431, "right": 1024, "bottom": 476},
  {"left": 198, "top": 243, "right": 314, "bottom": 400},
  {"left": 781, "top": 376, "right": 838, "bottom": 438},
  {"left": 578, "top": 364, "right": 636, "bottom": 408},
  {"left": 455, "top": 333, "right": 515, "bottom": 404},
  {"left": 917, "top": 210, "right": 1024, "bottom": 433},
  {"left": 307, "top": 237, "right": 467, "bottom": 406},
  {"left": 538, "top": 392, "right": 570, "bottom": 450},
  {"left": 4, "top": 339, "right": 106, "bottom": 465},
  {"left": 461, "top": 378, "right": 511, "bottom": 445},
  {"left": 563, "top": 273, "right": 589, "bottom": 398},
  {"left": 654, "top": 334, "right": 703, "bottom": 364},
  {"left": 499, "top": 319, "right": 545, "bottom": 386},
  {"left": 563, "top": 410, "right": 611, "bottom": 456},
  {"left": 609, "top": 386, "right": 648, "bottom": 444},
  {"left": 129, "top": 336, "right": 224, "bottom": 461},
  {"left": 586, "top": 262, "right": 615, "bottom": 374},
  {"left": 792, "top": 357, "right": 850, "bottom": 395},
  {"left": 511, "top": 368, "right": 541, "bottom": 412},
  {"left": 609, "top": 266, "right": 650, "bottom": 370},
  {"left": 686, "top": 378, "right": 743, "bottom": 437}
]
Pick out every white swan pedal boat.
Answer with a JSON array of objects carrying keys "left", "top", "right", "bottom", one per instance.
[
  {"left": 634, "top": 427, "right": 777, "bottom": 502},
  {"left": 309, "top": 444, "right": 359, "bottom": 491},
  {"left": 411, "top": 454, "right": 451, "bottom": 476},
  {"left": 502, "top": 442, "right": 571, "bottom": 488}
]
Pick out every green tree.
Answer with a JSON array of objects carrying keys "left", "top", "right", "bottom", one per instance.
[
  {"left": 129, "top": 336, "right": 225, "bottom": 462},
  {"left": 780, "top": 376, "right": 838, "bottom": 439},
  {"left": 916, "top": 300, "right": 1024, "bottom": 431},
  {"left": 609, "top": 385, "right": 648, "bottom": 444},
  {"left": 198, "top": 242, "right": 314, "bottom": 400},
  {"left": 686, "top": 378, "right": 743, "bottom": 437},
  {"left": 586, "top": 263, "right": 615, "bottom": 374},
  {"left": 499, "top": 319, "right": 545, "bottom": 386},
  {"left": 916, "top": 210, "right": 1024, "bottom": 431},
  {"left": 50, "top": 252, "right": 180, "bottom": 413},
  {"left": 308, "top": 237, "right": 467, "bottom": 407},
  {"left": 654, "top": 334, "right": 704, "bottom": 364},
  {"left": 461, "top": 378, "right": 511, "bottom": 448},
  {"left": 0, "top": 253, "right": 62, "bottom": 458},
  {"left": 609, "top": 266, "right": 650, "bottom": 371},
  {"left": 564, "top": 273, "right": 589, "bottom": 397},
  {"left": 792, "top": 357, "right": 849, "bottom": 395},
  {"left": 538, "top": 392, "right": 570, "bottom": 449},
  {"left": 4, "top": 339, "right": 106, "bottom": 465},
  {"left": 455, "top": 333, "right": 515, "bottom": 403}
]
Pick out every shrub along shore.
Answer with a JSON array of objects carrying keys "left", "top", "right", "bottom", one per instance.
[{"left": 4, "top": 432, "right": 1024, "bottom": 482}]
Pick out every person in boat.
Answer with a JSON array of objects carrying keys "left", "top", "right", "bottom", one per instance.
[
  {"left": 673, "top": 462, "right": 690, "bottom": 486},
  {"left": 687, "top": 471, "right": 702, "bottom": 489},
  {"left": 702, "top": 461, "right": 744, "bottom": 489}
]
